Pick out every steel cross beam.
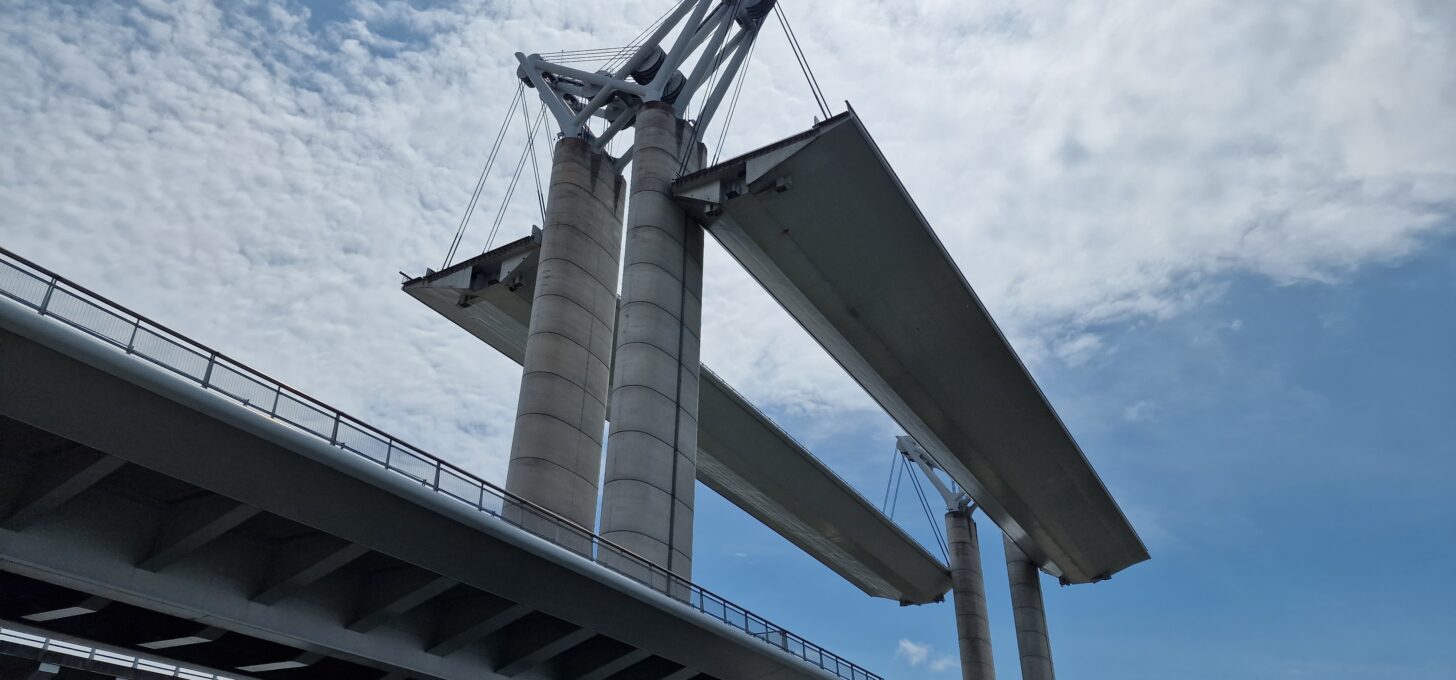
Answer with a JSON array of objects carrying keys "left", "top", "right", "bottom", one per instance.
[{"left": 514, "top": 0, "right": 773, "bottom": 154}]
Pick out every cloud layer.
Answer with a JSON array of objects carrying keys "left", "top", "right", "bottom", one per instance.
[{"left": 3, "top": 0, "right": 1452, "bottom": 484}]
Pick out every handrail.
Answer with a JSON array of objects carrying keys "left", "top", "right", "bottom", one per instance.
[
  {"left": 0, "top": 245, "right": 882, "bottom": 680},
  {"left": 1, "top": 620, "right": 251, "bottom": 679}
]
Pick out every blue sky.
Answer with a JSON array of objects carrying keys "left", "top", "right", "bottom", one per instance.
[
  {"left": 692, "top": 233, "right": 1456, "bottom": 678},
  {"left": 2, "top": 1, "right": 1453, "bottom": 678}
]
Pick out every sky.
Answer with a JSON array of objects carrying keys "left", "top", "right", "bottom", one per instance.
[{"left": 2, "top": 0, "right": 1454, "bottom": 678}]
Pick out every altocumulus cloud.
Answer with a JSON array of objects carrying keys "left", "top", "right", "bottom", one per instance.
[{"left": 2, "top": 0, "right": 1453, "bottom": 482}]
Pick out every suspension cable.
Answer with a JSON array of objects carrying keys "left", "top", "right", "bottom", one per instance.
[
  {"left": 886, "top": 451, "right": 906, "bottom": 519},
  {"left": 906, "top": 458, "right": 950, "bottom": 561},
  {"left": 676, "top": 0, "right": 744, "bottom": 178},
  {"left": 518, "top": 91, "right": 548, "bottom": 225},
  {"left": 773, "top": 3, "right": 830, "bottom": 120},
  {"left": 443, "top": 83, "right": 523, "bottom": 269},
  {"left": 482, "top": 103, "right": 549, "bottom": 254},
  {"left": 712, "top": 29, "right": 758, "bottom": 165},
  {"left": 880, "top": 448, "right": 901, "bottom": 512}
]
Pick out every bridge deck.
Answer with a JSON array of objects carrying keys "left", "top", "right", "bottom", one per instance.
[{"left": 673, "top": 110, "right": 1149, "bottom": 584}]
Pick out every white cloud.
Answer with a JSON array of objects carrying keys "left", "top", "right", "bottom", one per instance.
[
  {"left": 895, "top": 639, "right": 955, "bottom": 673},
  {"left": 1, "top": 0, "right": 1452, "bottom": 490},
  {"left": 895, "top": 638, "right": 931, "bottom": 666},
  {"left": 1053, "top": 332, "right": 1104, "bottom": 366},
  {"left": 1123, "top": 399, "right": 1158, "bottom": 423}
]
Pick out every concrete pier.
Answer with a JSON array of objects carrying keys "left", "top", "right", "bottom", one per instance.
[
  {"left": 1004, "top": 534, "right": 1056, "bottom": 680},
  {"left": 505, "top": 137, "right": 625, "bottom": 536},
  {"left": 600, "top": 102, "right": 704, "bottom": 579},
  {"left": 945, "top": 508, "right": 996, "bottom": 680}
]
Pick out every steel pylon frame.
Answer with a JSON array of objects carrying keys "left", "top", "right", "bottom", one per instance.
[{"left": 514, "top": 0, "right": 772, "bottom": 170}]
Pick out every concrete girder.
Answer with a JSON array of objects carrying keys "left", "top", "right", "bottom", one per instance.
[
  {"left": 138, "top": 625, "right": 224, "bottom": 649},
  {"left": 20, "top": 595, "right": 109, "bottom": 622},
  {"left": 428, "top": 597, "right": 530, "bottom": 657},
  {"left": 139, "top": 494, "right": 260, "bottom": 572},
  {"left": 236, "top": 651, "right": 322, "bottom": 673},
  {"left": 576, "top": 648, "right": 652, "bottom": 680},
  {"left": 348, "top": 570, "right": 455, "bottom": 633},
  {"left": 494, "top": 622, "right": 595, "bottom": 677},
  {"left": 252, "top": 534, "right": 369, "bottom": 605},
  {"left": 1, "top": 448, "right": 123, "bottom": 530}
]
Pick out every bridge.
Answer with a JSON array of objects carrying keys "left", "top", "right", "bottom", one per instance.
[{"left": 0, "top": 247, "right": 879, "bottom": 680}]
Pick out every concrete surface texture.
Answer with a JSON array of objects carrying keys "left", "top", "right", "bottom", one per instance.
[
  {"left": 946, "top": 509, "right": 996, "bottom": 680},
  {"left": 600, "top": 102, "right": 705, "bottom": 579},
  {"left": 505, "top": 138, "right": 626, "bottom": 531},
  {"left": 1004, "top": 533, "right": 1056, "bottom": 680}
]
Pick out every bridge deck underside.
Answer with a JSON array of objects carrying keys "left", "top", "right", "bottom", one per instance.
[
  {"left": 673, "top": 111, "right": 1149, "bottom": 584},
  {"left": 0, "top": 311, "right": 840, "bottom": 680}
]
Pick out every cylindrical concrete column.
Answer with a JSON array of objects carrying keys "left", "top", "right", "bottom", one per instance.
[
  {"left": 600, "top": 102, "right": 704, "bottom": 581},
  {"left": 946, "top": 508, "right": 996, "bottom": 680},
  {"left": 505, "top": 137, "right": 625, "bottom": 541},
  {"left": 1003, "top": 534, "right": 1056, "bottom": 680}
]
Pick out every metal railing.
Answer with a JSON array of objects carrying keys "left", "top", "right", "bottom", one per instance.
[
  {"left": 1, "top": 622, "right": 248, "bottom": 680},
  {"left": 0, "top": 246, "right": 882, "bottom": 680}
]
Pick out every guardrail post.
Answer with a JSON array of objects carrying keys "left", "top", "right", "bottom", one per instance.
[
  {"left": 270, "top": 385, "right": 282, "bottom": 415},
  {"left": 202, "top": 351, "right": 217, "bottom": 387},
  {"left": 126, "top": 321, "right": 140, "bottom": 354},
  {"left": 329, "top": 414, "right": 341, "bottom": 445},
  {"left": 38, "top": 276, "right": 56, "bottom": 314}
]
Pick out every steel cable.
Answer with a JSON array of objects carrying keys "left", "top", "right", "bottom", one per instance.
[
  {"left": 519, "top": 93, "right": 548, "bottom": 225},
  {"left": 712, "top": 29, "right": 758, "bottom": 165},
  {"left": 482, "top": 104, "right": 548, "bottom": 254},
  {"left": 443, "top": 82, "right": 523, "bottom": 268},
  {"left": 773, "top": 3, "right": 830, "bottom": 119},
  {"left": 906, "top": 459, "right": 950, "bottom": 562}
]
